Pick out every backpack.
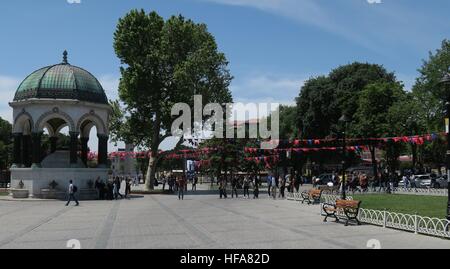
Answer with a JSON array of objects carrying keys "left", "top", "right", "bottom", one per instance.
[{"left": 73, "top": 185, "right": 78, "bottom": 193}]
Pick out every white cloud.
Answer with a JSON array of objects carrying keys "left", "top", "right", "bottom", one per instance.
[
  {"left": 367, "top": 0, "right": 382, "bottom": 4},
  {"left": 227, "top": 74, "right": 303, "bottom": 121},
  {"left": 231, "top": 74, "right": 303, "bottom": 105},
  {"left": 200, "top": 0, "right": 382, "bottom": 52},
  {"left": 98, "top": 74, "right": 120, "bottom": 101}
]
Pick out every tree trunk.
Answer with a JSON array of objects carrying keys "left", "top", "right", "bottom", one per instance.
[
  {"left": 144, "top": 113, "right": 162, "bottom": 191},
  {"left": 411, "top": 143, "right": 417, "bottom": 169},
  {"left": 370, "top": 145, "right": 378, "bottom": 182},
  {"left": 144, "top": 152, "right": 157, "bottom": 191}
]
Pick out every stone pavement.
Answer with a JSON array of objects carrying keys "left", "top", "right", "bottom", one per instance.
[{"left": 0, "top": 185, "right": 449, "bottom": 249}]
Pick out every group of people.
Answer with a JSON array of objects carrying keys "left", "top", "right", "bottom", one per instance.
[
  {"left": 216, "top": 173, "right": 306, "bottom": 200},
  {"left": 218, "top": 175, "right": 261, "bottom": 199},
  {"left": 94, "top": 176, "right": 133, "bottom": 200}
]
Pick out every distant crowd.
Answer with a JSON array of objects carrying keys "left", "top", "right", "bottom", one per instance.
[{"left": 94, "top": 175, "right": 138, "bottom": 200}]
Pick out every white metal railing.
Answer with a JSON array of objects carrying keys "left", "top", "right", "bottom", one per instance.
[
  {"left": 286, "top": 192, "right": 353, "bottom": 203},
  {"left": 358, "top": 208, "right": 450, "bottom": 239},
  {"left": 287, "top": 190, "right": 450, "bottom": 239}
]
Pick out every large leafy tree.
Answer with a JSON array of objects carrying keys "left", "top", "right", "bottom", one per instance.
[
  {"left": 412, "top": 39, "right": 450, "bottom": 130},
  {"left": 330, "top": 62, "right": 397, "bottom": 120},
  {"left": 387, "top": 93, "right": 427, "bottom": 169},
  {"left": 296, "top": 76, "right": 337, "bottom": 139},
  {"left": 0, "top": 117, "right": 12, "bottom": 170},
  {"left": 352, "top": 81, "right": 406, "bottom": 179},
  {"left": 297, "top": 62, "right": 397, "bottom": 139},
  {"left": 278, "top": 105, "right": 299, "bottom": 140},
  {"left": 410, "top": 40, "right": 450, "bottom": 172},
  {"left": 296, "top": 63, "right": 398, "bottom": 175},
  {"left": 112, "top": 10, "right": 233, "bottom": 190}
]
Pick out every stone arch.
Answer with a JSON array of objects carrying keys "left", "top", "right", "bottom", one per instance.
[
  {"left": 43, "top": 122, "right": 56, "bottom": 137},
  {"left": 13, "top": 110, "right": 34, "bottom": 134},
  {"left": 35, "top": 107, "right": 76, "bottom": 133},
  {"left": 76, "top": 111, "right": 107, "bottom": 136}
]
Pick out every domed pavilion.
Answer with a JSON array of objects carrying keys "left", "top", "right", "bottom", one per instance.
[{"left": 9, "top": 51, "right": 111, "bottom": 199}]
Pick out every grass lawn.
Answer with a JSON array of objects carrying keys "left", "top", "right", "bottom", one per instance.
[
  {"left": 352, "top": 194, "right": 448, "bottom": 219},
  {"left": 0, "top": 192, "right": 9, "bottom": 196}
]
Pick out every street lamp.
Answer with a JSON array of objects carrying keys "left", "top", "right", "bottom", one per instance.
[
  {"left": 339, "top": 114, "right": 350, "bottom": 200},
  {"left": 440, "top": 72, "right": 450, "bottom": 221}
]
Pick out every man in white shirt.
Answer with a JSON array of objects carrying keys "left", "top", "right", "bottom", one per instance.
[{"left": 66, "top": 180, "right": 79, "bottom": 206}]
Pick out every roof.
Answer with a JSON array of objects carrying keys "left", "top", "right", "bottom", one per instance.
[{"left": 13, "top": 51, "right": 108, "bottom": 104}]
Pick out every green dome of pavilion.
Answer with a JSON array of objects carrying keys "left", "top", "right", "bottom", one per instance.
[{"left": 14, "top": 51, "right": 108, "bottom": 104}]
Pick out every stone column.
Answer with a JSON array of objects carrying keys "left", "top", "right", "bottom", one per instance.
[
  {"left": 97, "top": 134, "right": 109, "bottom": 168},
  {"left": 31, "top": 132, "right": 42, "bottom": 168},
  {"left": 69, "top": 132, "right": 79, "bottom": 167},
  {"left": 12, "top": 133, "right": 23, "bottom": 168},
  {"left": 80, "top": 137, "right": 89, "bottom": 167},
  {"left": 22, "top": 135, "right": 32, "bottom": 167},
  {"left": 49, "top": 136, "right": 58, "bottom": 153}
]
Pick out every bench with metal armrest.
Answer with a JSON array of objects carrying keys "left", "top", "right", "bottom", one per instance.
[
  {"left": 300, "top": 189, "right": 322, "bottom": 204},
  {"left": 323, "top": 199, "right": 362, "bottom": 226}
]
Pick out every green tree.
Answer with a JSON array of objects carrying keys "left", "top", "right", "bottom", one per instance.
[
  {"left": 410, "top": 40, "right": 450, "bottom": 171},
  {"left": 296, "top": 76, "right": 337, "bottom": 139},
  {"left": 297, "top": 62, "right": 397, "bottom": 139},
  {"left": 278, "top": 105, "right": 299, "bottom": 140},
  {"left": 330, "top": 62, "right": 397, "bottom": 120},
  {"left": 0, "top": 117, "right": 12, "bottom": 170},
  {"left": 352, "top": 81, "right": 406, "bottom": 178},
  {"left": 112, "top": 10, "right": 233, "bottom": 190}
]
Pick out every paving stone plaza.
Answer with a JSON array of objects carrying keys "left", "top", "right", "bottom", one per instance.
[{"left": 1, "top": 185, "right": 449, "bottom": 249}]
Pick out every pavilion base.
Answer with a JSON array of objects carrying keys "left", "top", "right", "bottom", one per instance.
[{"left": 10, "top": 167, "right": 109, "bottom": 200}]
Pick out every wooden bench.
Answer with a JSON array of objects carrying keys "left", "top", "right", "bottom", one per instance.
[
  {"left": 300, "top": 189, "right": 322, "bottom": 204},
  {"left": 323, "top": 200, "right": 362, "bottom": 226}
]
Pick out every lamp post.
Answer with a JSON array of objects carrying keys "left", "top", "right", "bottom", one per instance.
[
  {"left": 339, "top": 114, "right": 350, "bottom": 200},
  {"left": 440, "top": 72, "right": 450, "bottom": 221}
]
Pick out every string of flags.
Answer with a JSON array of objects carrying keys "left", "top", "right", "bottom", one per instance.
[
  {"left": 85, "top": 132, "right": 444, "bottom": 162},
  {"left": 264, "top": 133, "right": 444, "bottom": 147},
  {"left": 244, "top": 146, "right": 368, "bottom": 154}
]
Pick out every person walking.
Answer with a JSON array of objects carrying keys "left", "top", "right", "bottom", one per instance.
[
  {"left": 125, "top": 177, "right": 131, "bottom": 199},
  {"left": 243, "top": 176, "right": 250, "bottom": 198},
  {"left": 161, "top": 174, "right": 166, "bottom": 191},
  {"left": 278, "top": 175, "right": 286, "bottom": 198},
  {"left": 219, "top": 178, "right": 227, "bottom": 199},
  {"left": 231, "top": 176, "right": 238, "bottom": 198},
  {"left": 267, "top": 175, "right": 272, "bottom": 197},
  {"left": 271, "top": 175, "right": 277, "bottom": 199},
  {"left": 177, "top": 176, "right": 185, "bottom": 200},
  {"left": 192, "top": 175, "right": 198, "bottom": 191},
  {"left": 94, "top": 177, "right": 102, "bottom": 200},
  {"left": 113, "top": 180, "right": 118, "bottom": 200},
  {"left": 114, "top": 177, "right": 123, "bottom": 199},
  {"left": 253, "top": 176, "right": 259, "bottom": 199},
  {"left": 65, "top": 180, "right": 79, "bottom": 206}
]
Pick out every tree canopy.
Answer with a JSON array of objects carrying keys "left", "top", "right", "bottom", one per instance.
[
  {"left": 0, "top": 117, "right": 12, "bottom": 170},
  {"left": 111, "top": 10, "right": 233, "bottom": 190}
]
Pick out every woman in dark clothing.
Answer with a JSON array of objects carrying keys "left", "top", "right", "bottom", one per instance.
[{"left": 253, "top": 176, "right": 259, "bottom": 199}]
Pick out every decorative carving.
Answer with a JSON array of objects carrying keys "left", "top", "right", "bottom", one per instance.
[{"left": 49, "top": 180, "right": 58, "bottom": 190}]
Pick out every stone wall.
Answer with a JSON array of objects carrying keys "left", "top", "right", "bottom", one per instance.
[{"left": 10, "top": 167, "right": 109, "bottom": 198}]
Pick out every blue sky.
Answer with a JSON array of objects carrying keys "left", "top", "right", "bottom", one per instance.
[{"left": 0, "top": 0, "right": 449, "bottom": 150}]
